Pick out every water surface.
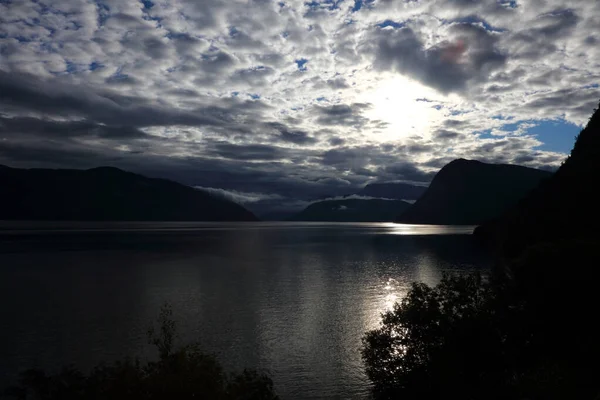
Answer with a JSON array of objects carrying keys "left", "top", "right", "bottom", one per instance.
[{"left": 0, "top": 222, "right": 489, "bottom": 399}]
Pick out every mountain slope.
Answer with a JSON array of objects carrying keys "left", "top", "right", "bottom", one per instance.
[
  {"left": 0, "top": 165, "right": 257, "bottom": 221},
  {"left": 290, "top": 199, "right": 411, "bottom": 222},
  {"left": 357, "top": 183, "right": 426, "bottom": 201},
  {"left": 396, "top": 159, "right": 552, "bottom": 225},
  {"left": 475, "top": 103, "right": 600, "bottom": 256}
]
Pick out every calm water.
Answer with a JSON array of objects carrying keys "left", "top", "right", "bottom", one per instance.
[{"left": 0, "top": 222, "right": 490, "bottom": 399}]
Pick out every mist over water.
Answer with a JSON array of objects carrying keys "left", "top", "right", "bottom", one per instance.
[{"left": 0, "top": 222, "right": 490, "bottom": 399}]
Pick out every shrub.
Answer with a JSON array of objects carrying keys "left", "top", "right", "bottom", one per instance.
[{"left": 5, "top": 304, "right": 278, "bottom": 400}]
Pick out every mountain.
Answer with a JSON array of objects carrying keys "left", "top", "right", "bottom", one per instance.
[
  {"left": 0, "top": 165, "right": 257, "bottom": 221},
  {"left": 289, "top": 199, "right": 412, "bottom": 222},
  {"left": 396, "top": 159, "right": 552, "bottom": 225},
  {"left": 357, "top": 182, "right": 426, "bottom": 201},
  {"left": 475, "top": 103, "right": 600, "bottom": 256}
]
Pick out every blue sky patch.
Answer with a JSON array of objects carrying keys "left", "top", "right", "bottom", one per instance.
[
  {"left": 295, "top": 58, "right": 308, "bottom": 71},
  {"left": 498, "top": 0, "right": 518, "bottom": 9},
  {"left": 446, "top": 16, "right": 505, "bottom": 32},
  {"left": 352, "top": 0, "right": 374, "bottom": 12},
  {"left": 529, "top": 120, "right": 581, "bottom": 153},
  {"left": 377, "top": 20, "right": 405, "bottom": 29},
  {"left": 479, "top": 119, "right": 582, "bottom": 153},
  {"left": 141, "top": 0, "right": 154, "bottom": 9},
  {"left": 89, "top": 62, "right": 103, "bottom": 71}
]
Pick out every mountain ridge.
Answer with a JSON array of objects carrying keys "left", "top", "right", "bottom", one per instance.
[
  {"left": 396, "top": 159, "right": 552, "bottom": 225},
  {"left": 0, "top": 164, "right": 258, "bottom": 221}
]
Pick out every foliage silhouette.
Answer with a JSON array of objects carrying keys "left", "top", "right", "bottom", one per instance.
[{"left": 4, "top": 304, "right": 278, "bottom": 400}]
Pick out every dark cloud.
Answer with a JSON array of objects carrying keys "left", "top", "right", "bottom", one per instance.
[
  {"left": 314, "top": 103, "right": 372, "bottom": 127},
  {"left": 0, "top": 116, "right": 147, "bottom": 140},
  {"left": 406, "top": 143, "right": 433, "bottom": 153},
  {"left": 328, "top": 137, "right": 345, "bottom": 146},
  {"left": 444, "top": 119, "right": 468, "bottom": 128},
  {"left": 0, "top": 71, "right": 274, "bottom": 135},
  {"left": 524, "top": 87, "right": 600, "bottom": 118},
  {"left": 264, "top": 122, "right": 317, "bottom": 145},
  {"left": 327, "top": 77, "right": 351, "bottom": 89},
  {"left": 434, "top": 129, "right": 462, "bottom": 140},
  {"left": 211, "top": 143, "right": 286, "bottom": 161},
  {"left": 533, "top": 9, "right": 580, "bottom": 39},
  {"left": 278, "top": 130, "right": 317, "bottom": 145},
  {"left": 514, "top": 154, "right": 536, "bottom": 164},
  {"left": 383, "top": 162, "right": 435, "bottom": 182},
  {"left": 231, "top": 66, "right": 275, "bottom": 86},
  {"left": 368, "top": 23, "right": 507, "bottom": 92},
  {"left": 321, "top": 147, "right": 369, "bottom": 169},
  {"left": 511, "top": 9, "right": 580, "bottom": 60}
]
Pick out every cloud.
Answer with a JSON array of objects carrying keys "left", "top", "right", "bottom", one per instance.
[
  {"left": 314, "top": 103, "right": 373, "bottom": 127},
  {"left": 366, "top": 23, "right": 507, "bottom": 93}
]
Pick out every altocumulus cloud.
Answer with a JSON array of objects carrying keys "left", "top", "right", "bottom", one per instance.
[{"left": 0, "top": 0, "right": 598, "bottom": 213}]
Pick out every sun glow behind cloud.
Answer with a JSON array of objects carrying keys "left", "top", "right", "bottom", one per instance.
[{"left": 360, "top": 75, "right": 448, "bottom": 141}]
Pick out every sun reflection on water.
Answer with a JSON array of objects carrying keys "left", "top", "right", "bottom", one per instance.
[
  {"left": 383, "top": 223, "right": 476, "bottom": 236},
  {"left": 364, "top": 277, "right": 411, "bottom": 334},
  {"left": 383, "top": 278, "right": 399, "bottom": 311}
]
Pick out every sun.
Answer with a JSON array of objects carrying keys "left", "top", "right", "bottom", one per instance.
[{"left": 360, "top": 75, "right": 446, "bottom": 142}]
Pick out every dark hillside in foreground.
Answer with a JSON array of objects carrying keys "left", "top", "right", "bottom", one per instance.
[
  {"left": 0, "top": 165, "right": 257, "bottom": 221},
  {"left": 397, "top": 159, "right": 552, "bottom": 225},
  {"left": 475, "top": 104, "right": 600, "bottom": 256}
]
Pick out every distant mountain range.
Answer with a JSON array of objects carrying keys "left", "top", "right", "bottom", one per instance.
[
  {"left": 288, "top": 161, "right": 551, "bottom": 224},
  {"left": 289, "top": 198, "right": 412, "bottom": 222},
  {"left": 357, "top": 182, "right": 427, "bottom": 200},
  {"left": 396, "top": 159, "right": 552, "bottom": 225},
  {"left": 287, "top": 181, "right": 425, "bottom": 222},
  {"left": 0, "top": 157, "right": 561, "bottom": 225},
  {"left": 0, "top": 165, "right": 257, "bottom": 221}
]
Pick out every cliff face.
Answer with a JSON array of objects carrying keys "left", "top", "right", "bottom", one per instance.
[
  {"left": 475, "top": 103, "right": 600, "bottom": 257},
  {"left": 397, "top": 159, "right": 551, "bottom": 225},
  {"left": 0, "top": 165, "right": 258, "bottom": 221}
]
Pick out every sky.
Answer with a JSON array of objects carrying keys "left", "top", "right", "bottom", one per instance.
[{"left": 1, "top": 0, "right": 599, "bottom": 214}]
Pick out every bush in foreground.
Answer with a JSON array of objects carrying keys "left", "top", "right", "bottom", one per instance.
[
  {"left": 362, "top": 242, "right": 600, "bottom": 400},
  {"left": 5, "top": 305, "right": 278, "bottom": 400}
]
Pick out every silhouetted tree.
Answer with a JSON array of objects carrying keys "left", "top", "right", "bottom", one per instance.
[
  {"left": 363, "top": 244, "right": 600, "bottom": 400},
  {"left": 362, "top": 274, "right": 515, "bottom": 400},
  {"left": 5, "top": 304, "right": 278, "bottom": 400}
]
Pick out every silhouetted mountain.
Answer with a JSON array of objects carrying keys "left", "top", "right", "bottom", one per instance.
[
  {"left": 475, "top": 103, "right": 600, "bottom": 257},
  {"left": 357, "top": 182, "right": 426, "bottom": 201},
  {"left": 290, "top": 199, "right": 411, "bottom": 222},
  {"left": 0, "top": 165, "right": 257, "bottom": 221},
  {"left": 397, "top": 159, "right": 552, "bottom": 225}
]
